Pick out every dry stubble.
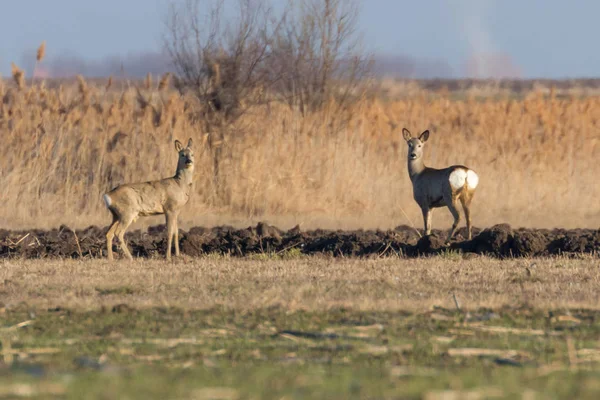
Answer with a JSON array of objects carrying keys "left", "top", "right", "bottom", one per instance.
[{"left": 1, "top": 256, "right": 599, "bottom": 311}]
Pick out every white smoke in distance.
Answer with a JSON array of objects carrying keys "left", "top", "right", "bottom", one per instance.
[{"left": 456, "top": 0, "right": 521, "bottom": 78}]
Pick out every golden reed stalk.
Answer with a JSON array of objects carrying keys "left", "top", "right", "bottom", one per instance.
[{"left": 0, "top": 79, "right": 598, "bottom": 231}]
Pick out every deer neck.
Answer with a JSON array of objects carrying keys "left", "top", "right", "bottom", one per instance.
[
  {"left": 174, "top": 165, "right": 194, "bottom": 187},
  {"left": 407, "top": 158, "right": 426, "bottom": 180}
]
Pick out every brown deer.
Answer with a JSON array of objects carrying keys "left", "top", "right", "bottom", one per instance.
[
  {"left": 103, "top": 138, "right": 194, "bottom": 260},
  {"left": 402, "top": 128, "right": 479, "bottom": 242}
]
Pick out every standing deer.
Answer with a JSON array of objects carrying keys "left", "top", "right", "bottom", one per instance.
[
  {"left": 401, "top": 128, "right": 479, "bottom": 242},
  {"left": 103, "top": 138, "right": 194, "bottom": 260}
]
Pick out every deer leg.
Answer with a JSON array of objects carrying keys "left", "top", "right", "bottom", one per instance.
[
  {"left": 165, "top": 212, "right": 176, "bottom": 260},
  {"left": 426, "top": 209, "right": 433, "bottom": 236},
  {"left": 460, "top": 193, "right": 473, "bottom": 240},
  {"left": 106, "top": 215, "right": 119, "bottom": 261},
  {"left": 421, "top": 207, "right": 432, "bottom": 236},
  {"left": 115, "top": 214, "right": 136, "bottom": 260},
  {"left": 174, "top": 213, "right": 180, "bottom": 257},
  {"left": 446, "top": 198, "right": 461, "bottom": 243}
]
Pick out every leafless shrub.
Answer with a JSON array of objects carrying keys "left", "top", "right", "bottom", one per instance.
[
  {"left": 163, "top": 0, "right": 372, "bottom": 204},
  {"left": 164, "top": 0, "right": 272, "bottom": 122},
  {"left": 164, "top": 0, "right": 371, "bottom": 118},
  {"left": 269, "top": 0, "right": 372, "bottom": 114},
  {"left": 164, "top": 0, "right": 273, "bottom": 203}
]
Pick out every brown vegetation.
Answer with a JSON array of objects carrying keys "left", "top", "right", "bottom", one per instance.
[
  {"left": 1, "top": 256, "right": 599, "bottom": 311},
  {"left": 0, "top": 74, "right": 599, "bottom": 231},
  {"left": 165, "top": 0, "right": 370, "bottom": 119}
]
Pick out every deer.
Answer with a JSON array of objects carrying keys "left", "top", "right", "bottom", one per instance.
[
  {"left": 401, "top": 128, "right": 479, "bottom": 242},
  {"left": 103, "top": 138, "right": 194, "bottom": 261}
]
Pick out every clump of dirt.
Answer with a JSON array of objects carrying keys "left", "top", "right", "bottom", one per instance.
[
  {"left": 0, "top": 223, "right": 598, "bottom": 259},
  {"left": 415, "top": 232, "right": 447, "bottom": 255},
  {"left": 547, "top": 228, "right": 600, "bottom": 255},
  {"left": 512, "top": 230, "right": 547, "bottom": 257}
]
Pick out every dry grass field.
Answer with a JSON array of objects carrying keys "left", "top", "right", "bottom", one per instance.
[
  {"left": 1, "top": 256, "right": 600, "bottom": 398},
  {"left": 2, "top": 255, "right": 600, "bottom": 311},
  {"left": 2, "top": 72, "right": 600, "bottom": 398},
  {"left": 1, "top": 76, "right": 599, "bottom": 232}
]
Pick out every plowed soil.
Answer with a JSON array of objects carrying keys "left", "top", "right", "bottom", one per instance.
[{"left": 1, "top": 222, "right": 599, "bottom": 259}]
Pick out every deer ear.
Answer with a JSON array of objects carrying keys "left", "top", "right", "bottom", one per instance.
[
  {"left": 174, "top": 140, "right": 183, "bottom": 152},
  {"left": 402, "top": 128, "right": 412, "bottom": 142},
  {"left": 419, "top": 130, "right": 430, "bottom": 142},
  {"left": 187, "top": 138, "right": 193, "bottom": 149}
]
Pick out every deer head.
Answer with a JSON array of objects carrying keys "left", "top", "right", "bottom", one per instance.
[
  {"left": 175, "top": 138, "right": 195, "bottom": 171},
  {"left": 402, "top": 128, "right": 429, "bottom": 161}
]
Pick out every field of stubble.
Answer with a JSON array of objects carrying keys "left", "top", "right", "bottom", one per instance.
[
  {"left": 1, "top": 77, "right": 600, "bottom": 399},
  {"left": 1, "top": 256, "right": 600, "bottom": 399}
]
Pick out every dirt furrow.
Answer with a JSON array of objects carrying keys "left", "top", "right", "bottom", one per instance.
[{"left": 1, "top": 223, "right": 599, "bottom": 259}]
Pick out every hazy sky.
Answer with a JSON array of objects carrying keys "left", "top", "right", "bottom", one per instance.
[{"left": 0, "top": 0, "right": 597, "bottom": 78}]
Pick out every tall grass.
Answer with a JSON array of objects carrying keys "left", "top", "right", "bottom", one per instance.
[{"left": 0, "top": 76, "right": 598, "bottom": 230}]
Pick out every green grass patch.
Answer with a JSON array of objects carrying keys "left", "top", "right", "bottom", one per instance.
[
  {"left": 95, "top": 286, "right": 136, "bottom": 296},
  {"left": 1, "top": 307, "right": 600, "bottom": 399}
]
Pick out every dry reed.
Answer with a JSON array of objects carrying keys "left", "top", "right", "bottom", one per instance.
[
  {"left": 32, "top": 41, "right": 47, "bottom": 81},
  {"left": 36, "top": 41, "right": 46, "bottom": 62},
  {"left": 145, "top": 72, "right": 152, "bottom": 90},
  {"left": 10, "top": 63, "right": 25, "bottom": 90},
  {"left": 76, "top": 75, "right": 90, "bottom": 105},
  {"left": 0, "top": 79, "right": 599, "bottom": 231},
  {"left": 158, "top": 73, "right": 171, "bottom": 91}
]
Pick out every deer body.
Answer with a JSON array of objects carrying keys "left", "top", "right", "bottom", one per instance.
[
  {"left": 402, "top": 128, "right": 478, "bottom": 241},
  {"left": 104, "top": 139, "right": 194, "bottom": 260}
]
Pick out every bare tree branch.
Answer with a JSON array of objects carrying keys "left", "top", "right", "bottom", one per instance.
[{"left": 163, "top": 0, "right": 372, "bottom": 118}]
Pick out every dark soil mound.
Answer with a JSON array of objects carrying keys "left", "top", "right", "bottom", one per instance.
[{"left": 1, "top": 223, "right": 598, "bottom": 259}]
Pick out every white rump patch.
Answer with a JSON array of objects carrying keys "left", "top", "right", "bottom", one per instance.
[
  {"left": 466, "top": 170, "right": 479, "bottom": 189},
  {"left": 449, "top": 169, "right": 467, "bottom": 190},
  {"left": 103, "top": 194, "right": 112, "bottom": 208}
]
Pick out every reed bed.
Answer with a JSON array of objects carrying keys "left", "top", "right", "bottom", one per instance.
[{"left": 0, "top": 76, "right": 598, "bottom": 231}]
